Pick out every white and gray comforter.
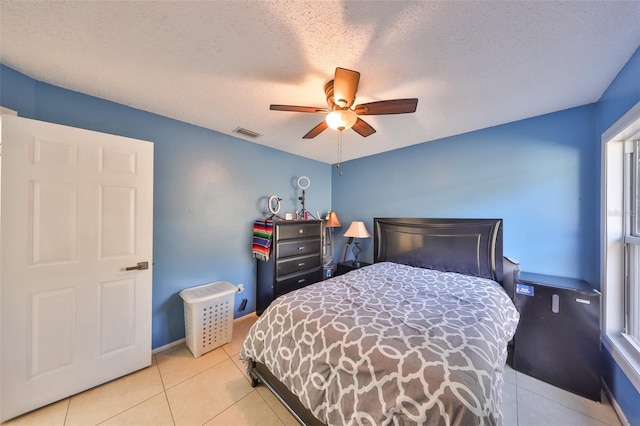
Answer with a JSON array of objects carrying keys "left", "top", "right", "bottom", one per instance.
[{"left": 241, "top": 262, "right": 520, "bottom": 426}]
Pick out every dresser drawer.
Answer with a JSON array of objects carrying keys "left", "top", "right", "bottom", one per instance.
[
  {"left": 275, "top": 267, "right": 323, "bottom": 297},
  {"left": 277, "top": 238, "right": 321, "bottom": 259},
  {"left": 277, "top": 222, "right": 322, "bottom": 240},
  {"left": 276, "top": 253, "right": 321, "bottom": 276}
]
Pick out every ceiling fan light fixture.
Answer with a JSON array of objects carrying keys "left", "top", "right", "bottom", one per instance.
[
  {"left": 270, "top": 67, "right": 417, "bottom": 139},
  {"left": 325, "top": 109, "right": 357, "bottom": 131}
]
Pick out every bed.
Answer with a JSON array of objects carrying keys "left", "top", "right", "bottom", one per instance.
[{"left": 240, "top": 218, "right": 520, "bottom": 425}]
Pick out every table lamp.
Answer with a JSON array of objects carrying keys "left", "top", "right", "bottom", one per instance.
[
  {"left": 343, "top": 221, "right": 371, "bottom": 266},
  {"left": 325, "top": 212, "right": 341, "bottom": 260}
]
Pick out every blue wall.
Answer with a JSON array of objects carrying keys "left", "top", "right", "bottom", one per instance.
[
  {"left": 597, "top": 46, "right": 640, "bottom": 425},
  {"left": 0, "top": 64, "right": 332, "bottom": 349},
  {"left": 332, "top": 105, "right": 598, "bottom": 285},
  {"left": 597, "top": 47, "right": 640, "bottom": 133}
]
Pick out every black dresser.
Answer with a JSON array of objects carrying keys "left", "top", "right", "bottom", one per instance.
[{"left": 256, "top": 220, "right": 323, "bottom": 315}]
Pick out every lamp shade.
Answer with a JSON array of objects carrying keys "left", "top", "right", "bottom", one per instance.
[
  {"left": 325, "top": 211, "right": 342, "bottom": 228},
  {"left": 325, "top": 109, "right": 358, "bottom": 131},
  {"left": 343, "top": 221, "right": 371, "bottom": 239}
]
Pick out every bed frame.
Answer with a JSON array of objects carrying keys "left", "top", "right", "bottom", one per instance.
[{"left": 248, "top": 218, "right": 512, "bottom": 426}]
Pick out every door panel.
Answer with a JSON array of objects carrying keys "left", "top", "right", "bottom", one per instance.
[
  {"left": 1, "top": 115, "right": 154, "bottom": 421},
  {"left": 100, "top": 185, "right": 136, "bottom": 257},
  {"left": 100, "top": 278, "right": 136, "bottom": 354},
  {"left": 32, "top": 138, "right": 78, "bottom": 168},
  {"left": 30, "top": 288, "right": 76, "bottom": 377},
  {"left": 31, "top": 181, "right": 78, "bottom": 264}
]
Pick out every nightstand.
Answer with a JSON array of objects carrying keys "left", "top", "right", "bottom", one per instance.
[
  {"left": 334, "top": 261, "right": 371, "bottom": 277},
  {"left": 512, "top": 272, "right": 601, "bottom": 401}
]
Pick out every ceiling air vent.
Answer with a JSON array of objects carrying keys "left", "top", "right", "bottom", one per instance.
[{"left": 233, "top": 127, "right": 261, "bottom": 138}]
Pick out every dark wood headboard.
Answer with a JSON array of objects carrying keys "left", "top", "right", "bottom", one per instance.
[{"left": 373, "top": 218, "right": 504, "bottom": 283}]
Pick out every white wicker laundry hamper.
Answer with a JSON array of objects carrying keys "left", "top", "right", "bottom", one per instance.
[{"left": 179, "top": 281, "right": 236, "bottom": 358}]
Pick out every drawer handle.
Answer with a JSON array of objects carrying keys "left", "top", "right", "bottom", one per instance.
[
  {"left": 298, "top": 246, "right": 305, "bottom": 250},
  {"left": 299, "top": 229, "right": 304, "bottom": 234},
  {"left": 298, "top": 278, "right": 306, "bottom": 284},
  {"left": 298, "top": 262, "right": 305, "bottom": 266}
]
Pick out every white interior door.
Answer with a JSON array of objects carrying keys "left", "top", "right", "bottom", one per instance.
[{"left": 0, "top": 115, "right": 154, "bottom": 421}]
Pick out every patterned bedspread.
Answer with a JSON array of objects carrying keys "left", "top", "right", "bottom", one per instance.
[{"left": 241, "top": 262, "right": 520, "bottom": 426}]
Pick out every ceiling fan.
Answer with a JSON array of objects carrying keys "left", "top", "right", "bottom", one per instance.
[{"left": 270, "top": 67, "right": 418, "bottom": 139}]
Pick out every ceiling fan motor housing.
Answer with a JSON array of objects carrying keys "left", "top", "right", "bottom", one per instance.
[{"left": 324, "top": 80, "right": 336, "bottom": 110}]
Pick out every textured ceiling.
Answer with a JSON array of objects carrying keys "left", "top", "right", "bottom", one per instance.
[{"left": 1, "top": 1, "right": 639, "bottom": 164}]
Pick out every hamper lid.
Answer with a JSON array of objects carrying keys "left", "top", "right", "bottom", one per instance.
[{"left": 179, "top": 281, "right": 237, "bottom": 303}]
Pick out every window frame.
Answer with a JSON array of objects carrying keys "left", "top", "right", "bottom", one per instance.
[
  {"left": 623, "top": 141, "right": 640, "bottom": 350},
  {"left": 602, "top": 101, "right": 640, "bottom": 392}
]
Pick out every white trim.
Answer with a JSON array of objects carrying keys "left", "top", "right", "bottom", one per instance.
[
  {"left": 604, "top": 334, "right": 640, "bottom": 393},
  {"left": 602, "top": 139, "right": 625, "bottom": 334},
  {"left": 602, "top": 101, "right": 640, "bottom": 394},
  {"left": 603, "top": 378, "right": 631, "bottom": 426},
  {"left": 0, "top": 107, "right": 17, "bottom": 116},
  {"left": 602, "top": 102, "right": 640, "bottom": 143},
  {"left": 625, "top": 235, "right": 640, "bottom": 245},
  {"left": 151, "top": 338, "right": 186, "bottom": 354}
]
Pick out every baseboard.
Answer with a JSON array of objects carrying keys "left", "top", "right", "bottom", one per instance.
[
  {"left": 151, "top": 314, "right": 257, "bottom": 355},
  {"left": 152, "top": 338, "right": 185, "bottom": 354},
  {"left": 602, "top": 380, "right": 630, "bottom": 426}
]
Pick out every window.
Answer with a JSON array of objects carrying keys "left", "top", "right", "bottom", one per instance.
[
  {"left": 602, "top": 101, "right": 640, "bottom": 391},
  {"left": 624, "top": 141, "right": 640, "bottom": 350}
]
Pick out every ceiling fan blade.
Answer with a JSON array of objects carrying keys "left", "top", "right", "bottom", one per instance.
[
  {"left": 351, "top": 118, "right": 376, "bottom": 137},
  {"left": 303, "top": 121, "right": 329, "bottom": 139},
  {"left": 270, "top": 104, "right": 328, "bottom": 113},
  {"left": 333, "top": 68, "right": 360, "bottom": 108},
  {"left": 354, "top": 98, "right": 418, "bottom": 115}
]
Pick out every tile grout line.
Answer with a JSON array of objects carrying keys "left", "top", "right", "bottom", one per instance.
[
  {"left": 190, "top": 356, "right": 260, "bottom": 425},
  {"left": 231, "top": 345, "right": 291, "bottom": 426},
  {"left": 254, "top": 387, "right": 288, "bottom": 426},
  {"left": 162, "top": 390, "right": 176, "bottom": 426},
  {"left": 224, "top": 338, "right": 289, "bottom": 424},
  {"left": 93, "top": 358, "right": 169, "bottom": 426},
  {"left": 62, "top": 397, "right": 71, "bottom": 426},
  {"left": 206, "top": 390, "right": 262, "bottom": 425},
  {"left": 157, "top": 348, "right": 232, "bottom": 391},
  {"left": 155, "top": 346, "right": 246, "bottom": 425},
  {"left": 154, "top": 354, "right": 177, "bottom": 425}
]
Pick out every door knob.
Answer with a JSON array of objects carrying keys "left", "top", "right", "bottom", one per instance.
[{"left": 125, "top": 261, "right": 149, "bottom": 271}]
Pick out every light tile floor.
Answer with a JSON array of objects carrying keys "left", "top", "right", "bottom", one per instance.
[{"left": 2, "top": 313, "right": 623, "bottom": 426}]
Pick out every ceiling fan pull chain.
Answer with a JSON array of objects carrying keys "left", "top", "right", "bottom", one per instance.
[{"left": 337, "top": 130, "right": 343, "bottom": 176}]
